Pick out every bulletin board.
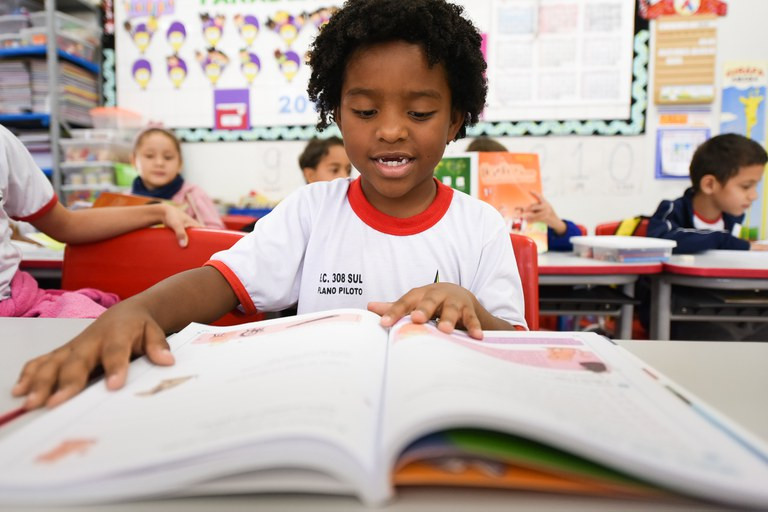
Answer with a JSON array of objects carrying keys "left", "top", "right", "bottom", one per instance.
[{"left": 107, "top": 0, "right": 648, "bottom": 141}]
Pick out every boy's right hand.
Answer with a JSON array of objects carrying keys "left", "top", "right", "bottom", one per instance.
[
  {"left": 750, "top": 241, "right": 768, "bottom": 251},
  {"left": 12, "top": 302, "right": 175, "bottom": 409}
]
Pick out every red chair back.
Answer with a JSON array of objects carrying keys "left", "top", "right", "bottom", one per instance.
[
  {"left": 576, "top": 224, "right": 588, "bottom": 236},
  {"left": 220, "top": 214, "right": 258, "bottom": 231},
  {"left": 62, "top": 227, "right": 263, "bottom": 326},
  {"left": 510, "top": 234, "right": 539, "bottom": 331},
  {"left": 595, "top": 219, "right": 649, "bottom": 237}
]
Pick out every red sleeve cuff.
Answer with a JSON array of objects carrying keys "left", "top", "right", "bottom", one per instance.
[
  {"left": 15, "top": 194, "right": 58, "bottom": 222},
  {"left": 204, "top": 259, "right": 258, "bottom": 315}
]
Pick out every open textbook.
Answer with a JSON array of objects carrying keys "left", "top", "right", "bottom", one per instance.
[{"left": 1, "top": 309, "right": 768, "bottom": 507}]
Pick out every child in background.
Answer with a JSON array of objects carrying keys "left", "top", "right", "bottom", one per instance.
[
  {"left": 0, "top": 125, "right": 199, "bottom": 318},
  {"left": 299, "top": 136, "right": 352, "bottom": 183},
  {"left": 15, "top": 0, "right": 527, "bottom": 409},
  {"left": 647, "top": 133, "right": 768, "bottom": 253},
  {"left": 466, "top": 137, "right": 582, "bottom": 251},
  {"left": 131, "top": 127, "right": 225, "bottom": 229},
  {"left": 466, "top": 136, "right": 506, "bottom": 153}
]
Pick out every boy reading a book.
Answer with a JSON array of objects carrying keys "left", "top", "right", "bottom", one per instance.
[
  {"left": 647, "top": 133, "right": 768, "bottom": 253},
  {"left": 14, "top": 0, "right": 527, "bottom": 409}
]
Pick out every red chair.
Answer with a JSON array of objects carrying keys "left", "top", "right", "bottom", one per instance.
[
  {"left": 595, "top": 219, "right": 649, "bottom": 237},
  {"left": 61, "top": 227, "right": 263, "bottom": 326},
  {"left": 510, "top": 234, "right": 539, "bottom": 331},
  {"left": 576, "top": 224, "right": 588, "bottom": 236},
  {"left": 220, "top": 214, "right": 258, "bottom": 231}
]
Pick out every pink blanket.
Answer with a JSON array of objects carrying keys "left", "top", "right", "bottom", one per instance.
[{"left": 0, "top": 271, "right": 119, "bottom": 318}]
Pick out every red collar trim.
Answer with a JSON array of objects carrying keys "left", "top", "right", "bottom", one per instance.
[
  {"left": 347, "top": 177, "right": 454, "bottom": 235},
  {"left": 693, "top": 210, "right": 722, "bottom": 224}
]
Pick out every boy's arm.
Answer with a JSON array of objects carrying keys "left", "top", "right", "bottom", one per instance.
[
  {"left": 547, "top": 219, "right": 582, "bottom": 252},
  {"left": 31, "top": 201, "right": 201, "bottom": 247},
  {"left": 646, "top": 200, "right": 750, "bottom": 253},
  {"left": 368, "top": 283, "right": 517, "bottom": 340},
  {"left": 13, "top": 266, "right": 238, "bottom": 409}
]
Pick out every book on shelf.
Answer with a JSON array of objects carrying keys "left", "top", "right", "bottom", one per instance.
[
  {"left": 0, "top": 309, "right": 767, "bottom": 508},
  {"left": 472, "top": 152, "right": 549, "bottom": 253}
]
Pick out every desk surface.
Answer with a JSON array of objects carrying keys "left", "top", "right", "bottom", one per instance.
[
  {"left": 13, "top": 240, "right": 64, "bottom": 270},
  {"left": 665, "top": 250, "right": 768, "bottom": 278},
  {"left": 538, "top": 252, "right": 663, "bottom": 275},
  {"left": 1, "top": 318, "right": 765, "bottom": 512}
]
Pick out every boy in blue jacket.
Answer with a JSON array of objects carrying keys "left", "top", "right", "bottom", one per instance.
[{"left": 647, "top": 133, "right": 768, "bottom": 253}]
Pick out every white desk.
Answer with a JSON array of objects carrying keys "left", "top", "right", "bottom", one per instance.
[
  {"left": 650, "top": 250, "right": 768, "bottom": 340},
  {"left": 1, "top": 317, "right": 765, "bottom": 512},
  {"left": 538, "top": 252, "right": 662, "bottom": 339}
]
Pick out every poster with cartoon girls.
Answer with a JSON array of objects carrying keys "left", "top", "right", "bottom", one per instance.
[{"left": 115, "top": 0, "right": 347, "bottom": 129}]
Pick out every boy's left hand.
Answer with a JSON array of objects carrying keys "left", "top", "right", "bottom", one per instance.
[{"left": 368, "top": 283, "right": 484, "bottom": 339}]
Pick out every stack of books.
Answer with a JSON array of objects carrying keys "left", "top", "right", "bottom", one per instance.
[
  {"left": 16, "top": 130, "right": 51, "bottom": 169},
  {"left": 0, "top": 59, "right": 31, "bottom": 113},
  {"left": 30, "top": 60, "right": 98, "bottom": 125}
]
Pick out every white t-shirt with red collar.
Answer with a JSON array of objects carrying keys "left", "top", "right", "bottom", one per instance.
[
  {"left": 0, "top": 125, "right": 57, "bottom": 301},
  {"left": 692, "top": 210, "right": 741, "bottom": 236},
  {"left": 207, "top": 177, "right": 527, "bottom": 328}
]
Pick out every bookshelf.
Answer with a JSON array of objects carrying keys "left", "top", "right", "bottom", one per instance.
[{"left": 0, "top": 0, "right": 101, "bottom": 196}]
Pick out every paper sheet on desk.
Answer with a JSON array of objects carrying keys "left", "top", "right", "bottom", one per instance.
[{"left": 10, "top": 240, "right": 65, "bottom": 260}]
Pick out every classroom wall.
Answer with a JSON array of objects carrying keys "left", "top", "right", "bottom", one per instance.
[{"left": 180, "top": 0, "right": 768, "bottom": 233}]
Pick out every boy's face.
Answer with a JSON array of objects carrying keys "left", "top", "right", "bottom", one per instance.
[
  {"left": 710, "top": 164, "right": 764, "bottom": 217},
  {"left": 303, "top": 145, "right": 352, "bottom": 183},
  {"left": 335, "top": 41, "right": 462, "bottom": 217}
]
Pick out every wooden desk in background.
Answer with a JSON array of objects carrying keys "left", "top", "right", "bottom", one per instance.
[
  {"left": 1, "top": 317, "right": 766, "bottom": 512},
  {"left": 538, "top": 252, "right": 662, "bottom": 339},
  {"left": 650, "top": 251, "right": 768, "bottom": 340}
]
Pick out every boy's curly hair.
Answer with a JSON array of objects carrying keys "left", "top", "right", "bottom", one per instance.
[{"left": 307, "top": 0, "right": 487, "bottom": 141}]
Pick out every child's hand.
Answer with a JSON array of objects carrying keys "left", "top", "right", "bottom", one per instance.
[
  {"left": 12, "top": 302, "right": 175, "bottom": 410},
  {"left": 525, "top": 191, "right": 567, "bottom": 235},
  {"left": 368, "top": 283, "right": 486, "bottom": 339},
  {"left": 160, "top": 203, "right": 202, "bottom": 247},
  {"left": 750, "top": 241, "right": 768, "bottom": 251}
]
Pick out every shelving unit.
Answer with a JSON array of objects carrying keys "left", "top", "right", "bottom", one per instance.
[{"left": 0, "top": 0, "right": 101, "bottom": 196}]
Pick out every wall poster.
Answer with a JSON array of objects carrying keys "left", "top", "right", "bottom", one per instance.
[
  {"left": 112, "top": 0, "right": 647, "bottom": 140},
  {"left": 720, "top": 62, "right": 768, "bottom": 240}
]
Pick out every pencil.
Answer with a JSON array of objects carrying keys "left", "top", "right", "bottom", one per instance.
[{"left": 0, "top": 406, "right": 26, "bottom": 428}]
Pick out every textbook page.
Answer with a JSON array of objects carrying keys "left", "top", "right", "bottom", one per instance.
[
  {"left": 380, "top": 323, "right": 768, "bottom": 509},
  {"left": 0, "top": 310, "right": 390, "bottom": 506}
]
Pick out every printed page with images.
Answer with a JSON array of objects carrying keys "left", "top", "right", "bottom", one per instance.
[
  {"left": 0, "top": 310, "right": 392, "bottom": 506},
  {"left": 380, "top": 323, "right": 768, "bottom": 509}
]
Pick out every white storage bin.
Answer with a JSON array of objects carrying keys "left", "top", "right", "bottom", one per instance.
[
  {"left": 89, "top": 107, "right": 144, "bottom": 131},
  {"left": 0, "top": 32, "right": 23, "bottom": 48},
  {"left": 60, "top": 139, "right": 132, "bottom": 163},
  {"left": 60, "top": 162, "right": 115, "bottom": 187},
  {"left": 571, "top": 236, "right": 677, "bottom": 263},
  {"left": 0, "top": 14, "right": 29, "bottom": 33},
  {"left": 20, "top": 26, "right": 97, "bottom": 62},
  {"left": 70, "top": 128, "right": 136, "bottom": 144},
  {"left": 29, "top": 11, "right": 100, "bottom": 44}
]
